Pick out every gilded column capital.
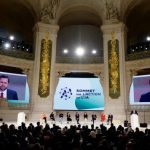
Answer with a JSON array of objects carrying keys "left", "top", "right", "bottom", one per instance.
[
  {"left": 101, "top": 22, "right": 126, "bottom": 34},
  {"left": 33, "top": 22, "right": 59, "bottom": 35}
]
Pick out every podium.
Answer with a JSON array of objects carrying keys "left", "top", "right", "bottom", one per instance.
[
  {"left": 17, "top": 112, "right": 26, "bottom": 126},
  {"left": 130, "top": 114, "right": 139, "bottom": 129}
]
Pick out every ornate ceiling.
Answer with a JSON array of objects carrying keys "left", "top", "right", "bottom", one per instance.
[{"left": 0, "top": 0, "right": 149, "bottom": 47}]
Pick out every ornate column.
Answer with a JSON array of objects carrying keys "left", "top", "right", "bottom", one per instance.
[
  {"left": 31, "top": 22, "right": 59, "bottom": 112},
  {"left": 29, "top": 0, "right": 60, "bottom": 116},
  {"left": 101, "top": 22, "right": 128, "bottom": 117}
]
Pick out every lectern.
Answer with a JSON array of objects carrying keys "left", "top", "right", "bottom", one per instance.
[
  {"left": 130, "top": 113, "right": 139, "bottom": 129},
  {"left": 17, "top": 112, "right": 26, "bottom": 126}
]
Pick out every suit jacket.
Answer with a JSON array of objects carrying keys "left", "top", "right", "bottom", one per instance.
[
  {"left": 139, "top": 92, "right": 150, "bottom": 102},
  {"left": 7, "top": 89, "right": 18, "bottom": 100}
]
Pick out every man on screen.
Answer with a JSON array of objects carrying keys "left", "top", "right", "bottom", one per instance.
[
  {"left": 139, "top": 80, "right": 150, "bottom": 102},
  {"left": 0, "top": 75, "right": 18, "bottom": 100}
]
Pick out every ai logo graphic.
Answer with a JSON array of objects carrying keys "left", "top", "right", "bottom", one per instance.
[{"left": 59, "top": 87, "right": 72, "bottom": 100}]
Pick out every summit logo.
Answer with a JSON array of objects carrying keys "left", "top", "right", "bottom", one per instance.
[{"left": 59, "top": 87, "right": 72, "bottom": 100}]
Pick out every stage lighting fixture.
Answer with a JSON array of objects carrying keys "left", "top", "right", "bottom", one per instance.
[
  {"left": 146, "top": 36, "right": 150, "bottom": 41},
  {"left": 92, "top": 49, "right": 97, "bottom": 54},
  {"left": 75, "top": 47, "right": 85, "bottom": 56},
  {"left": 9, "top": 35, "right": 14, "bottom": 41},
  {"left": 4, "top": 42, "right": 11, "bottom": 49},
  {"left": 63, "top": 49, "right": 68, "bottom": 54}
]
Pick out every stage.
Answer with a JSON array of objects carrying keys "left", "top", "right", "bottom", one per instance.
[{"left": 1, "top": 119, "right": 150, "bottom": 132}]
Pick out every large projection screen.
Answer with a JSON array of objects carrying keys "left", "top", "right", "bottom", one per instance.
[
  {"left": 0, "top": 71, "right": 29, "bottom": 104},
  {"left": 129, "top": 74, "right": 150, "bottom": 105},
  {"left": 54, "top": 77, "right": 104, "bottom": 110}
]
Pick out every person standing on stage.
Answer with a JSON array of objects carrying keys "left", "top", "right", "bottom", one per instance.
[
  {"left": 91, "top": 114, "right": 97, "bottom": 125},
  {"left": 75, "top": 112, "right": 80, "bottom": 124},
  {"left": 59, "top": 113, "right": 63, "bottom": 124},
  {"left": 107, "top": 113, "right": 113, "bottom": 124},
  {"left": 67, "top": 112, "right": 72, "bottom": 124},
  {"left": 84, "top": 112, "right": 88, "bottom": 121},
  {"left": 50, "top": 112, "right": 55, "bottom": 122},
  {"left": 100, "top": 112, "right": 106, "bottom": 123},
  {"left": 41, "top": 112, "right": 47, "bottom": 124}
]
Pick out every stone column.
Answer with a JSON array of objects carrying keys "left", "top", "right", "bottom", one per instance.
[
  {"left": 101, "top": 22, "right": 127, "bottom": 121},
  {"left": 31, "top": 22, "right": 59, "bottom": 119}
]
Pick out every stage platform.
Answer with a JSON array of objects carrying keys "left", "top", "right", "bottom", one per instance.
[{"left": 0, "top": 119, "right": 150, "bottom": 132}]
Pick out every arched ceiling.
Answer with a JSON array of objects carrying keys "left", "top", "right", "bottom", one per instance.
[
  {"left": 57, "top": 1, "right": 103, "bottom": 27},
  {"left": 0, "top": 0, "right": 150, "bottom": 49},
  {"left": 58, "top": 8, "right": 102, "bottom": 28},
  {"left": 0, "top": 0, "right": 37, "bottom": 42}
]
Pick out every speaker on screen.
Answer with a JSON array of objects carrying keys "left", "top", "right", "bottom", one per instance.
[
  {"left": 129, "top": 74, "right": 150, "bottom": 105},
  {"left": 0, "top": 71, "right": 29, "bottom": 104}
]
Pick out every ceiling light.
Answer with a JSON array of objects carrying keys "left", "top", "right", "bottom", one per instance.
[
  {"left": 146, "top": 36, "right": 150, "bottom": 41},
  {"left": 9, "top": 35, "right": 14, "bottom": 41},
  {"left": 75, "top": 47, "right": 85, "bottom": 56},
  {"left": 63, "top": 49, "right": 68, "bottom": 54},
  {"left": 4, "top": 42, "right": 11, "bottom": 49},
  {"left": 92, "top": 49, "right": 97, "bottom": 54}
]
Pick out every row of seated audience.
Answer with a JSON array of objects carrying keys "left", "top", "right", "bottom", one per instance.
[{"left": 0, "top": 121, "right": 150, "bottom": 150}]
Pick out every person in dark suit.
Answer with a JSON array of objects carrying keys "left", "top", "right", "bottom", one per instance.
[
  {"left": 75, "top": 112, "right": 80, "bottom": 124},
  {"left": 50, "top": 112, "right": 55, "bottom": 122},
  {"left": 91, "top": 114, "right": 97, "bottom": 125},
  {"left": 107, "top": 113, "right": 113, "bottom": 124},
  {"left": 140, "top": 92, "right": 150, "bottom": 102},
  {"left": 139, "top": 80, "right": 150, "bottom": 102},
  {"left": 0, "top": 75, "right": 18, "bottom": 100},
  {"left": 67, "top": 112, "right": 72, "bottom": 124}
]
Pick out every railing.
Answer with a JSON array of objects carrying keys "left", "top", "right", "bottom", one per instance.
[
  {"left": 0, "top": 37, "right": 34, "bottom": 60},
  {"left": 56, "top": 56, "right": 104, "bottom": 64},
  {"left": 0, "top": 37, "right": 33, "bottom": 52},
  {"left": 126, "top": 42, "right": 150, "bottom": 61}
]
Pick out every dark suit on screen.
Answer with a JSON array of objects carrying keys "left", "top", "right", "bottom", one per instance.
[
  {"left": 7, "top": 89, "right": 18, "bottom": 100},
  {"left": 139, "top": 92, "right": 150, "bottom": 102}
]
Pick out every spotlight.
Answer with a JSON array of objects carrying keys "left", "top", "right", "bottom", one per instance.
[
  {"left": 75, "top": 47, "right": 85, "bottom": 56},
  {"left": 63, "top": 49, "right": 68, "bottom": 54},
  {"left": 92, "top": 49, "right": 97, "bottom": 54},
  {"left": 146, "top": 36, "right": 150, "bottom": 41},
  {"left": 4, "top": 42, "right": 11, "bottom": 49},
  {"left": 9, "top": 35, "right": 14, "bottom": 41}
]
